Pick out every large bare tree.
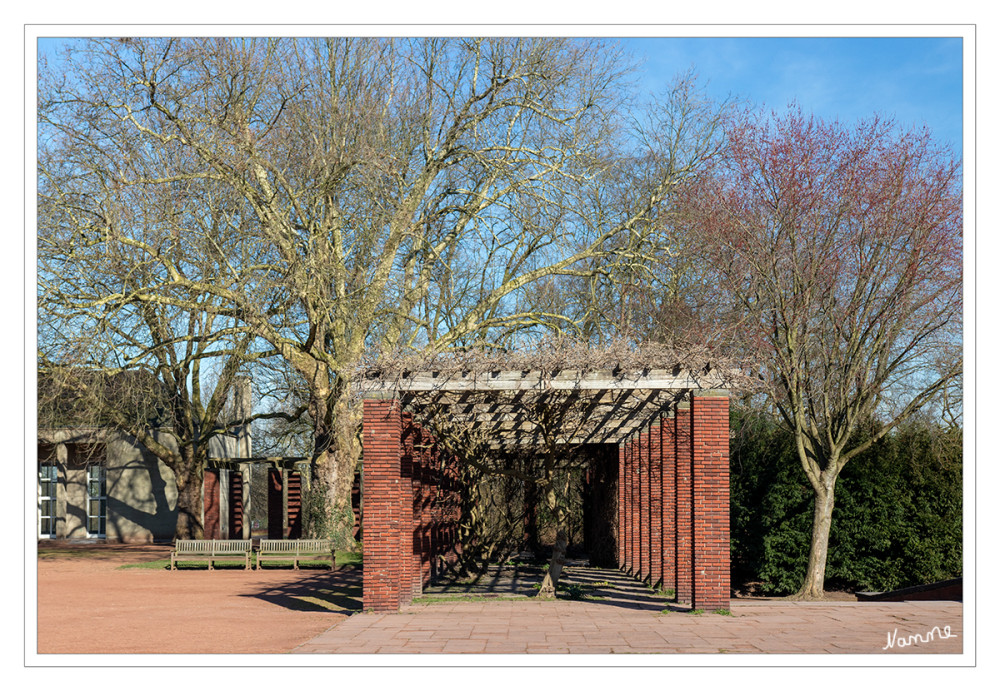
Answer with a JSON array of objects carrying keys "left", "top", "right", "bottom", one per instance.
[
  {"left": 38, "top": 37, "right": 723, "bottom": 542},
  {"left": 680, "top": 107, "right": 963, "bottom": 598}
]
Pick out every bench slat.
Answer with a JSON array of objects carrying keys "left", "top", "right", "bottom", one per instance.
[
  {"left": 256, "top": 539, "right": 336, "bottom": 570},
  {"left": 171, "top": 540, "right": 252, "bottom": 570}
]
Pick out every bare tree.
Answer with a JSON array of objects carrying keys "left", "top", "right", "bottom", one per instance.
[
  {"left": 680, "top": 107, "right": 963, "bottom": 599},
  {"left": 38, "top": 94, "right": 299, "bottom": 537},
  {"left": 38, "top": 37, "right": 723, "bottom": 542}
]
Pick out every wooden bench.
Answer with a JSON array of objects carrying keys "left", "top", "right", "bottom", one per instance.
[
  {"left": 170, "top": 539, "right": 252, "bottom": 570},
  {"left": 256, "top": 539, "right": 336, "bottom": 570}
]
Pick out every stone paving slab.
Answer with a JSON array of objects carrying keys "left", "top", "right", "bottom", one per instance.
[{"left": 292, "top": 599, "right": 963, "bottom": 655}]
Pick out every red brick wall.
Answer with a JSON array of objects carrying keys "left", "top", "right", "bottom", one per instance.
[
  {"left": 628, "top": 435, "right": 638, "bottom": 575},
  {"left": 618, "top": 443, "right": 626, "bottom": 570},
  {"left": 267, "top": 468, "right": 283, "bottom": 539},
  {"left": 650, "top": 419, "right": 663, "bottom": 588},
  {"left": 399, "top": 412, "right": 416, "bottom": 602},
  {"left": 691, "top": 393, "right": 730, "bottom": 611},
  {"left": 418, "top": 428, "right": 435, "bottom": 589},
  {"left": 286, "top": 471, "right": 301, "bottom": 539},
  {"left": 203, "top": 470, "right": 220, "bottom": 540},
  {"left": 674, "top": 402, "right": 694, "bottom": 604},
  {"left": 362, "top": 399, "right": 405, "bottom": 612},
  {"left": 660, "top": 414, "right": 676, "bottom": 593},
  {"left": 228, "top": 469, "right": 244, "bottom": 540},
  {"left": 639, "top": 428, "right": 650, "bottom": 582}
]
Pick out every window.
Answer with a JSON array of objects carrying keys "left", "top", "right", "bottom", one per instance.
[
  {"left": 38, "top": 465, "right": 57, "bottom": 539},
  {"left": 86, "top": 464, "right": 106, "bottom": 538}
]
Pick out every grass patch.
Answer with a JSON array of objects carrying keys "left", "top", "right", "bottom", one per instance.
[
  {"left": 38, "top": 546, "right": 160, "bottom": 561},
  {"left": 121, "top": 559, "right": 251, "bottom": 570},
  {"left": 335, "top": 551, "right": 362, "bottom": 567},
  {"left": 713, "top": 608, "right": 732, "bottom": 616},
  {"left": 529, "top": 581, "right": 606, "bottom": 601},
  {"left": 689, "top": 608, "right": 704, "bottom": 615},
  {"left": 413, "top": 594, "right": 530, "bottom": 604},
  {"left": 119, "top": 559, "right": 172, "bottom": 570},
  {"left": 117, "top": 550, "right": 362, "bottom": 571}
]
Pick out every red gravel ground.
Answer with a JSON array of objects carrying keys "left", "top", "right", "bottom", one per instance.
[{"left": 35, "top": 543, "right": 359, "bottom": 655}]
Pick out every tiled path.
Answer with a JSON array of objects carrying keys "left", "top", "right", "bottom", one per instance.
[{"left": 293, "top": 599, "right": 963, "bottom": 655}]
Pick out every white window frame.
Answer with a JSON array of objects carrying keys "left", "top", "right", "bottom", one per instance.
[
  {"left": 85, "top": 464, "right": 106, "bottom": 539},
  {"left": 38, "top": 465, "right": 58, "bottom": 539}
]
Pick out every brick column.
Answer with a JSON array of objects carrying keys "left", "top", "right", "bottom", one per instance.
[
  {"left": 692, "top": 392, "right": 730, "bottom": 611},
  {"left": 639, "top": 428, "right": 650, "bottom": 582},
  {"left": 428, "top": 442, "right": 441, "bottom": 580},
  {"left": 618, "top": 442, "right": 626, "bottom": 570},
  {"left": 401, "top": 414, "right": 422, "bottom": 599},
  {"left": 628, "top": 435, "right": 639, "bottom": 575},
  {"left": 674, "top": 399, "right": 694, "bottom": 604},
  {"left": 362, "top": 399, "right": 405, "bottom": 612},
  {"left": 650, "top": 419, "right": 663, "bottom": 589},
  {"left": 418, "top": 428, "right": 434, "bottom": 590},
  {"left": 285, "top": 471, "right": 301, "bottom": 539},
  {"left": 267, "top": 468, "right": 283, "bottom": 539},
  {"left": 660, "top": 413, "right": 676, "bottom": 594},
  {"left": 203, "top": 470, "right": 221, "bottom": 540}
]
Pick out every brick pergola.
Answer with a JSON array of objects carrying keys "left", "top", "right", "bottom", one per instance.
[{"left": 358, "top": 368, "right": 731, "bottom": 612}]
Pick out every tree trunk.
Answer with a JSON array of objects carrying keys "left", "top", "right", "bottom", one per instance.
[
  {"left": 305, "top": 382, "right": 360, "bottom": 547},
  {"left": 537, "top": 527, "right": 568, "bottom": 599},
  {"left": 173, "top": 458, "right": 205, "bottom": 540},
  {"left": 793, "top": 475, "right": 838, "bottom": 600},
  {"left": 537, "top": 475, "right": 570, "bottom": 599}
]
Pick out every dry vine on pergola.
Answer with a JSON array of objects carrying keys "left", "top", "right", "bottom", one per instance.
[{"left": 357, "top": 339, "right": 756, "bottom": 596}]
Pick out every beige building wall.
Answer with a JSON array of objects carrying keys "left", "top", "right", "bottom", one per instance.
[
  {"left": 39, "top": 427, "right": 247, "bottom": 542},
  {"left": 104, "top": 431, "right": 179, "bottom": 542}
]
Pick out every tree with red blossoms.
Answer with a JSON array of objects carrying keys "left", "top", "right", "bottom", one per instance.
[{"left": 681, "top": 107, "right": 963, "bottom": 599}]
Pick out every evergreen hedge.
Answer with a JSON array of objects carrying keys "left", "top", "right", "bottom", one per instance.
[{"left": 729, "top": 407, "right": 962, "bottom": 595}]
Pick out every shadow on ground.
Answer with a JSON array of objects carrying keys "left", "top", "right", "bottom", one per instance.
[
  {"left": 423, "top": 559, "right": 678, "bottom": 612},
  {"left": 244, "top": 566, "right": 364, "bottom": 613}
]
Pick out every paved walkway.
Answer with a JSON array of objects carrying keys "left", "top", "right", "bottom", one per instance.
[{"left": 293, "top": 598, "right": 963, "bottom": 655}]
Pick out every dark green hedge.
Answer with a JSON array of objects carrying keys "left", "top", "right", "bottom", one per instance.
[{"left": 730, "top": 408, "right": 962, "bottom": 595}]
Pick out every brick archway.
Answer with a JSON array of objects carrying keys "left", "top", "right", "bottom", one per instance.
[{"left": 359, "top": 369, "right": 731, "bottom": 613}]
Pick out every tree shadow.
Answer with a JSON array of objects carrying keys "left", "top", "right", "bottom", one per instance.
[
  {"left": 241, "top": 567, "right": 363, "bottom": 613},
  {"left": 424, "top": 561, "right": 681, "bottom": 612}
]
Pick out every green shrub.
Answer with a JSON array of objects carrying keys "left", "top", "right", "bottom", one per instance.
[{"left": 730, "top": 407, "right": 962, "bottom": 595}]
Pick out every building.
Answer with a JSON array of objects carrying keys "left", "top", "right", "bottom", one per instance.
[
  {"left": 34, "top": 374, "right": 311, "bottom": 542},
  {"left": 36, "top": 426, "right": 248, "bottom": 542}
]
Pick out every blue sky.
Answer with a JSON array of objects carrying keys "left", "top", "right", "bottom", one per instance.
[
  {"left": 622, "top": 37, "right": 963, "bottom": 152},
  {"left": 37, "top": 35, "right": 964, "bottom": 154}
]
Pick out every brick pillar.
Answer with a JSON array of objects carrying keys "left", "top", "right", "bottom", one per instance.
[
  {"left": 399, "top": 413, "right": 417, "bottom": 601},
  {"left": 639, "top": 428, "right": 650, "bottom": 582},
  {"left": 618, "top": 442, "right": 626, "bottom": 570},
  {"left": 203, "top": 470, "right": 221, "bottom": 540},
  {"left": 228, "top": 469, "right": 244, "bottom": 540},
  {"left": 419, "top": 430, "right": 434, "bottom": 588},
  {"left": 286, "top": 471, "right": 302, "bottom": 539},
  {"left": 430, "top": 446, "right": 442, "bottom": 579},
  {"left": 692, "top": 392, "right": 730, "bottom": 611},
  {"left": 675, "top": 400, "right": 694, "bottom": 604},
  {"left": 267, "top": 468, "right": 283, "bottom": 539},
  {"left": 625, "top": 437, "right": 636, "bottom": 575},
  {"left": 362, "top": 399, "right": 405, "bottom": 612},
  {"left": 660, "top": 413, "right": 676, "bottom": 594},
  {"left": 650, "top": 419, "right": 663, "bottom": 589}
]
